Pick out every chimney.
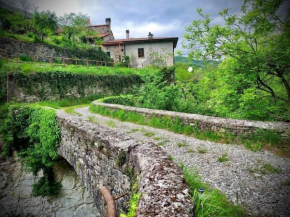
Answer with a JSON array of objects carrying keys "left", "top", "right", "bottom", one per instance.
[
  {"left": 148, "top": 32, "right": 154, "bottom": 38},
  {"left": 105, "top": 18, "right": 111, "bottom": 26},
  {"left": 126, "top": 30, "right": 129, "bottom": 39}
]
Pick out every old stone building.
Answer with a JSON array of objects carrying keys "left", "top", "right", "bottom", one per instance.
[
  {"left": 91, "top": 18, "right": 178, "bottom": 68},
  {"left": 88, "top": 18, "right": 115, "bottom": 42}
]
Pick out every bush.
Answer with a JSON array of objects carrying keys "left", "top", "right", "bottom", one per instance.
[
  {"left": 101, "top": 95, "right": 135, "bottom": 106},
  {"left": 26, "top": 32, "right": 34, "bottom": 38},
  {"left": 19, "top": 55, "right": 33, "bottom": 62},
  {"left": 1, "top": 105, "right": 61, "bottom": 197},
  {"left": 33, "top": 34, "right": 41, "bottom": 42}
]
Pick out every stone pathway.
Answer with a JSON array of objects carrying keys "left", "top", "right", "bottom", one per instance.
[{"left": 74, "top": 106, "right": 290, "bottom": 217}]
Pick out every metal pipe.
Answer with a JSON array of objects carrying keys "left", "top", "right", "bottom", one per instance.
[{"left": 100, "top": 186, "right": 117, "bottom": 217}]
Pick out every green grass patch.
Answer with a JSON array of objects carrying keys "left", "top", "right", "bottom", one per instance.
[
  {"left": 1, "top": 60, "right": 158, "bottom": 76},
  {"left": 121, "top": 180, "right": 142, "bottom": 217},
  {"left": 262, "top": 164, "right": 281, "bottom": 174},
  {"left": 153, "top": 136, "right": 162, "bottom": 140},
  {"left": 131, "top": 128, "right": 139, "bottom": 132},
  {"left": 32, "top": 94, "right": 103, "bottom": 109},
  {"left": 88, "top": 116, "right": 99, "bottom": 124},
  {"left": 218, "top": 153, "right": 228, "bottom": 162},
  {"left": 157, "top": 140, "right": 170, "bottom": 146},
  {"left": 198, "top": 148, "right": 207, "bottom": 154},
  {"left": 182, "top": 166, "right": 247, "bottom": 217},
  {"left": 169, "top": 155, "right": 174, "bottom": 161},
  {"left": 177, "top": 142, "right": 188, "bottom": 148},
  {"left": 248, "top": 164, "right": 281, "bottom": 175},
  {"left": 106, "top": 120, "right": 117, "bottom": 128},
  {"left": 187, "top": 149, "right": 195, "bottom": 153},
  {"left": 144, "top": 131, "right": 155, "bottom": 137},
  {"left": 62, "top": 104, "right": 88, "bottom": 115}
]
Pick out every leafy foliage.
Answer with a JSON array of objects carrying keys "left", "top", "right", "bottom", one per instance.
[
  {"left": 1, "top": 105, "right": 61, "bottom": 197},
  {"left": 33, "top": 11, "right": 58, "bottom": 42},
  {"left": 183, "top": 0, "right": 290, "bottom": 118},
  {"left": 58, "top": 13, "right": 90, "bottom": 42}
]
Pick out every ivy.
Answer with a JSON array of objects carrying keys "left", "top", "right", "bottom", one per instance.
[
  {"left": 1, "top": 105, "right": 61, "bottom": 197},
  {"left": 12, "top": 72, "right": 142, "bottom": 100}
]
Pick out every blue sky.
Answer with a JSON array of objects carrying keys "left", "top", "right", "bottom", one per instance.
[{"left": 7, "top": 0, "right": 245, "bottom": 50}]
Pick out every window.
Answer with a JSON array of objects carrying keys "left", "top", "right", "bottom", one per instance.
[
  {"left": 106, "top": 52, "right": 111, "bottom": 57},
  {"left": 138, "top": 48, "right": 144, "bottom": 58}
]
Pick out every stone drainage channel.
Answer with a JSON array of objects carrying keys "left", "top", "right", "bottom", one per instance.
[{"left": 73, "top": 106, "right": 290, "bottom": 217}]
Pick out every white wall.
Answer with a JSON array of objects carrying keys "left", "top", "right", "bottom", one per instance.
[{"left": 124, "top": 41, "right": 174, "bottom": 68}]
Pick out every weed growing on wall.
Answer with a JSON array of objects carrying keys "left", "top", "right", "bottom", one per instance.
[
  {"left": 1, "top": 105, "right": 61, "bottom": 197},
  {"left": 89, "top": 103, "right": 286, "bottom": 153},
  {"left": 181, "top": 166, "right": 246, "bottom": 217}
]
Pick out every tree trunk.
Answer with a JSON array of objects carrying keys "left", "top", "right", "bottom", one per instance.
[
  {"left": 257, "top": 76, "right": 277, "bottom": 104},
  {"left": 276, "top": 70, "right": 290, "bottom": 102}
]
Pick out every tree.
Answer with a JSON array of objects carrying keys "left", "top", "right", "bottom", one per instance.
[
  {"left": 33, "top": 11, "right": 57, "bottom": 42},
  {"left": 183, "top": 0, "right": 290, "bottom": 104},
  {"left": 58, "top": 13, "right": 89, "bottom": 42}
]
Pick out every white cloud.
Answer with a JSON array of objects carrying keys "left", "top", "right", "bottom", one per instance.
[
  {"left": 112, "top": 20, "right": 181, "bottom": 39},
  {"left": 28, "top": 0, "right": 83, "bottom": 15}
]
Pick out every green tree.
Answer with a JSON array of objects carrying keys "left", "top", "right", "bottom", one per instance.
[
  {"left": 58, "top": 13, "right": 89, "bottom": 42},
  {"left": 33, "top": 11, "right": 57, "bottom": 42},
  {"left": 183, "top": 0, "right": 290, "bottom": 105}
]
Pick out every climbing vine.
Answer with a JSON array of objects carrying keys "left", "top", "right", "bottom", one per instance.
[
  {"left": 1, "top": 105, "right": 61, "bottom": 197},
  {"left": 12, "top": 72, "right": 142, "bottom": 100}
]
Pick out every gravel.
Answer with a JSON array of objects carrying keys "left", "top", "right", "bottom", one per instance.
[{"left": 75, "top": 106, "right": 290, "bottom": 217}]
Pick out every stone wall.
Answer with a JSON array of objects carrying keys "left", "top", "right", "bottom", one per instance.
[
  {"left": 6, "top": 73, "right": 142, "bottom": 103},
  {"left": 92, "top": 101, "right": 290, "bottom": 138},
  {"left": 57, "top": 110, "right": 194, "bottom": 216},
  {"left": 0, "top": 37, "right": 112, "bottom": 62},
  {"left": 0, "top": 156, "right": 99, "bottom": 217}
]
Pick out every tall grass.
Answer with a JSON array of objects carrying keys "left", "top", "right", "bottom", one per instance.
[
  {"left": 0, "top": 61, "right": 159, "bottom": 76},
  {"left": 182, "top": 166, "right": 248, "bottom": 217}
]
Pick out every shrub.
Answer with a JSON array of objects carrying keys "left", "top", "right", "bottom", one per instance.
[
  {"left": 1, "top": 105, "right": 61, "bottom": 197},
  {"left": 26, "top": 32, "right": 34, "bottom": 38},
  {"left": 19, "top": 54, "right": 33, "bottom": 62}
]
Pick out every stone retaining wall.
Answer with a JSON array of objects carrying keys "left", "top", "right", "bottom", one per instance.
[
  {"left": 93, "top": 101, "right": 290, "bottom": 138},
  {"left": 0, "top": 37, "right": 111, "bottom": 62},
  {"left": 6, "top": 73, "right": 141, "bottom": 103},
  {"left": 57, "top": 110, "right": 194, "bottom": 216}
]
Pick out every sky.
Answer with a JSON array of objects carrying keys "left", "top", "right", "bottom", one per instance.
[{"left": 7, "top": 0, "right": 246, "bottom": 50}]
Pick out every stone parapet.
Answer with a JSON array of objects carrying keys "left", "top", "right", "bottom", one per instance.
[
  {"left": 57, "top": 110, "right": 194, "bottom": 216},
  {"left": 93, "top": 101, "right": 290, "bottom": 138}
]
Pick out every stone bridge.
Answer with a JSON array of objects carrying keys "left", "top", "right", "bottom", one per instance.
[{"left": 56, "top": 110, "right": 194, "bottom": 216}]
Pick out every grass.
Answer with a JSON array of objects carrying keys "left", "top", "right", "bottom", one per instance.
[
  {"left": 198, "top": 148, "right": 207, "bottom": 154},
  {"left": 88, "top": 116, "right": 99, "bottom": 124},
  {"left": 120, "top": 180, "right": 141, "bottom": 217},
  {"left": 106, "top": 120, "right": 117, "bottom": 128},
  {"left": 89, "top": 103, "right": 288, "bottom": 155},
  {"left": 32, "top": 94, "right": 103, "bottom": 109},
  {"left": 218, "top": 153, "right": 228, "bottom": 163},
  {"left": 187, "top": 149, "right": 194, "bottom": 153},
  {"left": 0, "top": 60, "right": 158, "bottom": 76},
  {"left": 62, "top": 104, "right": 88, "bottom": 115},
  {"left": 177, "top": 142, "right": 188, "bottom": 148},
  {"left": 169, "top": 155, "right": 174, "bottom": 161},
  {"left": 248, "top": 163, "right": 281, "bottom": 175},
  {"left": 153, "top": 136, "right": 162, "bottom": 140},
  {"left": 157, "top": 139, "right": 170, "bottom": 146},
  {"left": 182, "top": 166, "right": 247, "bottom": 217},
  {"left": 144, "top": 131, "right": 155, "bottom": 137},
  {"left": 131, "top": 128, "right": 139, "bottom": 132}
]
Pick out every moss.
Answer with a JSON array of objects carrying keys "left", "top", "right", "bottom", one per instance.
[{"left": 116, "top": 150, "right": 127, "bottom": 167}]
